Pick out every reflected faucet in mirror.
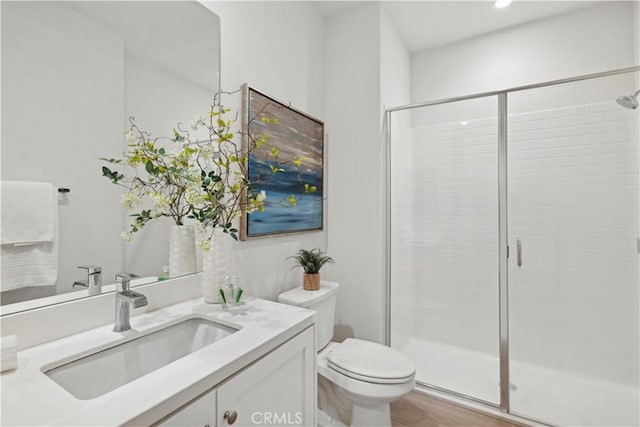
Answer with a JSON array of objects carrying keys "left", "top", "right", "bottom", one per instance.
[
  {"left": 114, "top": 273, "right": 148, "bottom": 332},
  {"left": 72, "top": 265, "right": 102, "bottom": 296}
]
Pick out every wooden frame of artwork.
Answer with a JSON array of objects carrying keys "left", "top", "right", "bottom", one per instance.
[{"left": 240, "top": 84, "right": 324, "bottom": 240}]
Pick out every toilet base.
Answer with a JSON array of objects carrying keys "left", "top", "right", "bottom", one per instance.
[
  {"left": 317, "top": 408, "right": 348, "bottom": 427},
  {"left": 351, "top": 402, "right": 391, "bottom": 427},
  {"left": 320, "top": 376, "right": 393, "bottom": 427}
]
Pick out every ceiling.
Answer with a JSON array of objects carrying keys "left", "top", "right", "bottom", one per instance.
[{"left": 315, "top": 1, "right": 603, "bottom": 53}]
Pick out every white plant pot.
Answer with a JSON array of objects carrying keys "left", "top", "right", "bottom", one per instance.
[
  {"left": 202, "top": 227, "right": 232, "bottom": 303},
  {"left": 168, "top": 224, "right": 196, "bottom": 278}
]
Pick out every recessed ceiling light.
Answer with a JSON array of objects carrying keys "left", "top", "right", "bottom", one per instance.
[{"left": 495, "top": 0, "right": 512, "bottom": 8}]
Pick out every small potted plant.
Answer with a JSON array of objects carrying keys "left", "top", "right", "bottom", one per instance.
[{"left": 290, "top": 248, "right": 334, "bottom": 291}]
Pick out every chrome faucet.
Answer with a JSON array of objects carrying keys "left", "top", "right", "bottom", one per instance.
[
  {"left": 72, "top": 265, "right": 102, "bottom": 296},
  {"left": 113, "top": 272, "right": 148, "bottom": 332}
]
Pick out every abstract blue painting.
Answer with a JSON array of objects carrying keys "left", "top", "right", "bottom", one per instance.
[{"left": 240, "top": 85, "right": 324, "bottom": 239}]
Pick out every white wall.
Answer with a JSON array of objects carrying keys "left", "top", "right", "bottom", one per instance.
[
  {"left": 201, "top": 1, "right": 327, "bottom": 301},
  {"left": 381, "top": 9, "right": 411, "bottom": 112},
  {"left": 325, "top": 4, "right": 388, "bottom": 343},
  {"left": 200, "top": 1, "right": 409, "bottom": 345},
  {"left": 411, "top": 2, "right": 639, "bottom": 103},
  {"left": 380, "top": 8, "right": 412, "bottom": 346}
]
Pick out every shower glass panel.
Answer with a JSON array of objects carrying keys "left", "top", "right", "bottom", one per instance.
[
  {"left": 507, "top": 72, "right": 640, "bottom": 426},
  {"left": 389, "top": 96, "right": 500, "bottom": 404}
]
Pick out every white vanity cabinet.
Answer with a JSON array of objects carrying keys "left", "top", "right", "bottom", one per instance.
[{"left": 159, "top": 326, "right": 316, "bottom": 427}]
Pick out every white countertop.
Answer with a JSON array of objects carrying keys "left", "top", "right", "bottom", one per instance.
[{"left": 1, "top": 297, "right": 315, "bottom": 426}]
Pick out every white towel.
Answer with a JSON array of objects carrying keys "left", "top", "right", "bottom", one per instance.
[
  {"left": 0, "top": 182, "right": 58, "bottom": 291},
  {"left": 1, "top": 181, "right": 55, "bottom": 244}
]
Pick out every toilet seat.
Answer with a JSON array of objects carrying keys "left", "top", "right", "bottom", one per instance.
[
  {"left": 327, "top": 339, "right": 415, "bottom": 385},
  {"left": 318, "top": 342, "right": 415, "bottom": 403}
]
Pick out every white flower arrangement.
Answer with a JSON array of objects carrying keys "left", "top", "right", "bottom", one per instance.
[{"left": 102, "top": 91, "right": 305, "bottom": 245}]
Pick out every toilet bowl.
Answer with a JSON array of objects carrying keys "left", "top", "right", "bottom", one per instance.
[{"left": 278, "top": 281, "right": 415, "bottom": 427}]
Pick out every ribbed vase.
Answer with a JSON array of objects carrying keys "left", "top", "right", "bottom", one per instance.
[
  {"left": 202, "top": 227, "right": 232, "bottom": 303},
  {"left": 168, "top": 225, "right": 196, "bottom": 278}
]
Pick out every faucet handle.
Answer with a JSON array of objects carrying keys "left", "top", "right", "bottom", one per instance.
[
  {"left": 77, "top": 265, "right": 102, "bottom": 295},
  {"left": 115, "top": 272, "right": 134, "bottom": 292},
  {"left": 78, "top": 265, "right": 101, "bottom": 274}
]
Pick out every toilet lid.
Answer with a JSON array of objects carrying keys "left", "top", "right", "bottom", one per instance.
[{"left": 327, "top": 339, "right": 415, "bottom": 384}]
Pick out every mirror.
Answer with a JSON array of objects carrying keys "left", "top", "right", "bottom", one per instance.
[{"left": 1, "top": 1, "right": 220, "bottom": 313}]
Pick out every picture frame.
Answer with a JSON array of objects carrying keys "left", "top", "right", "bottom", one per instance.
[{"left": 240, "top": 84, "right": 324, "bottom": 240}]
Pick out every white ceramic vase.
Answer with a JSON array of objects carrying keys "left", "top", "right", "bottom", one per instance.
[
  {"left": 168, "top": 224, "right": 196, "bottom": 278},
  {"left": 202, "top": 227, "right": 232, "bottom": 303}
]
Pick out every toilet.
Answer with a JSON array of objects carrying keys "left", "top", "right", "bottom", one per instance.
[{"left": 278, "top": 281, "right": 415, "bottom": 427}]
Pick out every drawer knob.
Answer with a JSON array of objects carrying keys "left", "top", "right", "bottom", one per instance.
[{"left": 224, "top": 410, "right": 238, "bottom": 424}]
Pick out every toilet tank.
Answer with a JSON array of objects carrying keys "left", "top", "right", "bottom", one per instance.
[{"left": 278, "top": 281, "right": 339, "bottom": 351}]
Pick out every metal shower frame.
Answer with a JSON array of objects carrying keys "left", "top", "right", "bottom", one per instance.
[{"left": 384, "top": 65, "right": 640, "bottom": 419}]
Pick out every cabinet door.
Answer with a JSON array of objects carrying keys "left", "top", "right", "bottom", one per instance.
[
  {"left": 217, "top": 327, "right": 316, "bottom": 427},
  {"left": 159, "top": 388, "right": 216, "bottom": 427}
]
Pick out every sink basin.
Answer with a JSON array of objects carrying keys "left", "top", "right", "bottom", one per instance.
[{"left": 44, "top": 317, "right": 237, "bottom": 399}]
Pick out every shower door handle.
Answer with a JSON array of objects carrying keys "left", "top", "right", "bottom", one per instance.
[{"left": 516, "top": 238, "right": 522, "bottom": 267}]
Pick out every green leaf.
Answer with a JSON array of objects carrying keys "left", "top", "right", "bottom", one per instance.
[
  {"left": 255, "top": 135, "right": 268, "bottom": 148},
  {"left": 172, "top": 129, "right": 185, "bottom": 142},
  {"left": 268, "top": 164, "right": 285, "bottom": 174},
  {"left": 102, "top": 166, "right": 122, "bottom": 183},
  {"left": 99, "top": 158, "right": 121, "bottom": 164},
  {"left": 145, "top": 160, "right": 155, "bottom": 174}
]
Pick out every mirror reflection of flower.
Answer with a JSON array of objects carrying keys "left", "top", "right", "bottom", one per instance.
[{"left": 100, "top": 88, "right": 317, "bottom": 248}]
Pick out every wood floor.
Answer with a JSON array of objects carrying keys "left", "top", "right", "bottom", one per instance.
[{"left": 391, "top": 391, "right": 523, "bottom": 427}]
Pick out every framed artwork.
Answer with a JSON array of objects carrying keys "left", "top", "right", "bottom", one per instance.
[{"left": 240, "top": 84, "right": 324, "bottom": 240}]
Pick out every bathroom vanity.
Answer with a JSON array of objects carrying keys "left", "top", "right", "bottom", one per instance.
[{"left": 1, "top": 278, "right": 316, "bottom": 426}]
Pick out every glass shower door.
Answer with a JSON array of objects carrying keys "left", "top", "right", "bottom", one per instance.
[
  {"left": 507, "top": 73, "right": 640, "bottom": 425},
  {"left": 389, "top": 96, "right": 501, "bottom": 404}
]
